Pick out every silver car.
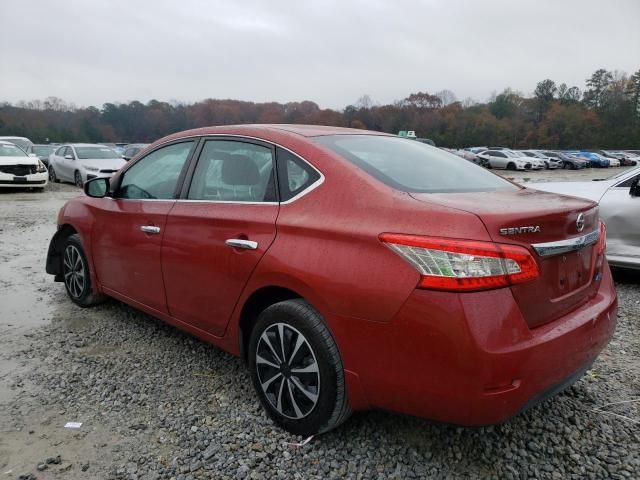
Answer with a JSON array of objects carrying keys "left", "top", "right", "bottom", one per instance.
[{"left": 534, "top": 167, "right": 640, "bottom": 270}]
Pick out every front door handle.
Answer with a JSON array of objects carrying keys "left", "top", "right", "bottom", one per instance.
[
  {"left": 225, "top": 238, "right": 258, "bottom": 250},
  {"left": 140, "top": 225, "right": 161, "bottom": 234}
]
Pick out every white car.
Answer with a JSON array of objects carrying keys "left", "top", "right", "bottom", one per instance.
[
  {"left": 607, "top": 156, "right": 621, "bottom": 167},
  {"left": 476, "top": 149, "right": 532, "bottom": 170},
  {"left": 0, "top": 140, "right": 48, "bottom": 189},
  {"left": 520, "top": 150, "right": 562, "bottom": 169},
  {"left": 49, "top": 144, "right": 126, "bottom": 187}
]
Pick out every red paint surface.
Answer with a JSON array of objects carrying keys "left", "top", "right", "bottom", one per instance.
[{"left": 53, "top": 125, "right": 618, "bottom": 425}]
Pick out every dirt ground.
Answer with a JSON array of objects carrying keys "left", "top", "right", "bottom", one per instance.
[{"left": 1, "top": 170, "right": 639, "bottom": 479}]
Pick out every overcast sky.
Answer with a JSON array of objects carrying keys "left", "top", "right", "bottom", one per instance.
[{"left": 2, "top": 0, "right": 639, "bottom": 109}]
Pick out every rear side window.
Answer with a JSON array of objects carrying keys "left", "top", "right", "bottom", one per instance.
[
  {"left": 188, "top": 140, "right": 276, "bottom": 202},
  {"left": 118, "top": 141, "right": 194, "bottom": 199},
  {"left": 315, "top": 135, "right": 518, "bottom": 193},
  {"left": 276, "top": 147, "right": 320, "bottom": 202}
]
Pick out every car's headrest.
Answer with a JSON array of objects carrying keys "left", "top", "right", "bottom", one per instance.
[{"left": 221, "top": 154, "right": 260, "bottom": 186}]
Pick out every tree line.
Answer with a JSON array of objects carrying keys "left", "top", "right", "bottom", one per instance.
[{"left": 1, "top": 67, "right": 638, "bottom": 148}]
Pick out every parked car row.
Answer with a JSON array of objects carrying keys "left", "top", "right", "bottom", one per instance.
[
  {"left": 449, "top": 147, "right": 639, "bottom": 170},
  {"left": 0, "top": 135, "right": 151, "bottom": 189}
]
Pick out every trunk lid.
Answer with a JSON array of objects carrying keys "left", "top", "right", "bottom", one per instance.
[{"left": 411, "top": 188, "right": 601, "bottom": 328}]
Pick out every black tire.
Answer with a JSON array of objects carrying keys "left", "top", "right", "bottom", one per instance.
[
  {"left": 248, "top": 299, "right": 351, "bottom": 436},
  {"left": 49, "top": 167, "right": 60, "bottom": 183},
  {"left": 74, "top": 170, "right": 83, "bottom": 188},
  {"left": 62, "top": 234, "right": 105, "bottom": 307},
  {"left": 506, "top": 162, "right": 516, "bottom": 171}
]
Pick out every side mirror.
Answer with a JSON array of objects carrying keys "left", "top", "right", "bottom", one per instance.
[
  {"left": 28, "top": 153, "right": 37, "bottom": 157},
  {"left": 84, "top": 177, "right": 110, "bottom": 198},
  {"left": 630, "top": 178, "right": 640, "bottom": 197},
  {"left": 64, "top": 154, "right": 73, "bottom": 160}
]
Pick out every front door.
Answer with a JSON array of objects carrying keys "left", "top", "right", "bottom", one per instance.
[
  {"left": 162, "top": 139, "right": 279, "bottom": 336},
  {"left": 60, "top": 146, "right": 75, "bottom": 181},
  {"left": 91, "top": 140, "right": 196, "bottom": 313}
]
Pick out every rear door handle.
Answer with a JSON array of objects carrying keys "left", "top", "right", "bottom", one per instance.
[
  {"left": 225, "top": 239, "right": 258, "bottom": 250},
  {"left": 140, "top": 225, "right": 161, "bottom": 234}
]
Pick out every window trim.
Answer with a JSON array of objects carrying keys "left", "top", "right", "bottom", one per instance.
[
  {"left": 112, "top": 139, "right": 199, "bottom": 201},
  {"left": 614, "top": 171, "right": 640, "bottom": 188},
  {"left": 180, "top": 136, "right": 278, "bottom": 204},
  {"left": 171, "top": 134, "right": 324, "bottom": 205}
]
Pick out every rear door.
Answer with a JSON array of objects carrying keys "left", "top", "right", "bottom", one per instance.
[
  {"left": 161, "top": 138, "right": 279, "bottom": 336},
  {"left": 91, "top": 140, "right": 196, "bottom": 313}
]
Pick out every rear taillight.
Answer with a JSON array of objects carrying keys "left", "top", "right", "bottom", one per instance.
[{"left": 380, "top": 233, "right": 539, "bottom": 292}]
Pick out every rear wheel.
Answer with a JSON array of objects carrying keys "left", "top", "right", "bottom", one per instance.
[
  {"left": 248, "top": 299, "right": 351, "bottom": 436},
  {"left": 74, "top": 170, "right": 83, "bottom": 188},
  {"left": 62, "top": 234, "right": 104, "bottom": 307}
]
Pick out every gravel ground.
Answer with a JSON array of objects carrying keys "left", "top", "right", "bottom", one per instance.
[{"left": 1, "top": 172, "right": 639, "bottom": 479}]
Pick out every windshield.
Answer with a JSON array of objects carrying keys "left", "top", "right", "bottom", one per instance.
[
  {"left": 503, "top": 151, "right": 521, "bottom": 158},
  {"left": 75, "top": 146, "right": 120, "bottom": 159},
  {"left": 314, "top": 135, "right": 518, "bottom": 193},
  {"left": 1, "top": 138, "right": 32, "bottom": 150},
  {"left": 32, "top": 145, "right": 56, "bottom": 156},
  {"left": 0, "top": 143, "right": 28, "bottom": 157}
]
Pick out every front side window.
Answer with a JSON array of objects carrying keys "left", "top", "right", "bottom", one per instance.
[
  {"left": 118, "top": 141, "right": 194, "bottom": 199},
  {"left": 188, "top": 140, "right": 276, "bottom": 202},
  {"left": 315, "top": 135, "right": 518, "bottom": 193}
]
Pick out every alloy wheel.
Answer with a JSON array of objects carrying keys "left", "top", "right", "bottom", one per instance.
[
  {"left": 75, "top": 171, "right": 83, "bottom": 187},
  {"left": 255, "top": 323, "right": 320, "bottom": 419},
  {"left": 49, "top": 168, "right": 56, "bottom": 182},
  {"left": 63, "top": 245, "right": 85, "bottom": 299}
]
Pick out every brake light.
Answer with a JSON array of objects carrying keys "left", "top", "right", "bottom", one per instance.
[{"left": 380, "top": 233, "right": 539, "bottom": 292}]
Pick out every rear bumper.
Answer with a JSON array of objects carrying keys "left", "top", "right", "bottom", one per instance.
[{"left": 336, "top": 265, "right": 617, "bottom": 425}]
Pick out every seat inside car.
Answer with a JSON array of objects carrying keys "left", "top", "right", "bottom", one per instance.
[{"left": 191, "top": 152, "right": 272, "bottom": 202}]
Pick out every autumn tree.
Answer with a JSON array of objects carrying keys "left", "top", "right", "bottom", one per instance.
[{"left": 583, "top": 68, "right": 613, "bottom": 110}]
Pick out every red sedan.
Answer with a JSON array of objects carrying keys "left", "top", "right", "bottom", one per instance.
[{"left": 46, "top": 125, "right": 617, "bottom": 435}]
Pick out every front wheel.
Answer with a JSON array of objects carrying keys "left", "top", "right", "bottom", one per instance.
[
  {"left": 74, "top": 170, "right": 83, "bottom": 188},
  {"left": 49, "top": 167, "right": 60, "bottom": 183},
  {"left": 248, "top": 299, "right": 351, "bottom": 436},
  {"left": 62, "top": 234, "right": 104, "bottom": 307}
]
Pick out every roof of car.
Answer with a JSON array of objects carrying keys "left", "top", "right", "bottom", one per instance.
[
  {"left": 66, "top": 143, "right": 111, "bottom": 147},
  {"left": 165, "top": 124, "right": 391, "bottom": 139}
]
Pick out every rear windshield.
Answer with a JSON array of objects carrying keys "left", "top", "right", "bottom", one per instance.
[
  {"left": 314, "top": 135, "right": 518, "bottom": 193},
  {"left": 32, "top": 145, "right": 56, "bottom": 155},
  {"left": 75, "top": 146, "right": 120, "bottom": 159}
]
